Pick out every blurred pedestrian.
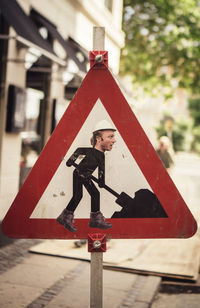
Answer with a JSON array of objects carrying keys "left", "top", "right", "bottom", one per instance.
[{"left": 156, "top": 136, "right": 174, "bottom": 170}]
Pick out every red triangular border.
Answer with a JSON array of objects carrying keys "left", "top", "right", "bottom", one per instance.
[{"left": 2, "top": 67, "right": 197, "bottom": 239}]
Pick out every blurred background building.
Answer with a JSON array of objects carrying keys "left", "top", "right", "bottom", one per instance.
[{"left": 0, "top": 0, "right": 124, "bottom": 219}]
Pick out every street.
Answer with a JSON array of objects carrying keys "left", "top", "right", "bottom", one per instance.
[
  {"left": 170, "top": 152, "right": 200, "bottom": 224},
  {"left": 151, "top": 152, "right": 200, "bottom": 308}
]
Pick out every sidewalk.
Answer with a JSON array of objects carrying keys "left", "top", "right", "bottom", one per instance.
[
  {"left": 0, "top": 240, "right": 160, "bottom": 308},
  {"left": 1, "top": 236, "right": 200, "bottom": 308}
]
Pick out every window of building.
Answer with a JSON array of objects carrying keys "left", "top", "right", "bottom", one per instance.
[{"left": 19, "top": 88, "right": 44, "bottom": 187}]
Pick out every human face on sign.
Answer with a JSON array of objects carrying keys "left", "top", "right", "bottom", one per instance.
[{"left": 96, "top": 130, "right": 116, "bottom": 152}]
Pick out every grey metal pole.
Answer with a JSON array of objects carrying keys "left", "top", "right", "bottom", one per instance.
[
  {"left": 93, "top": 26, "right": 105, "bottom": 51},
  {"left": 90, "top": 26, "right": 105, "bottom": 308},
  {"left": 90, "top": 250, "right": 103, "bottom": 308}
]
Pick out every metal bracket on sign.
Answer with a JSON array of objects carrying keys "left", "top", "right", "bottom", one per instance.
[
  {"left": 89, "top": 51, "right": 108, "bottom": 69},
  {"left": 88, "top": 233, "right": 107, "bottom": 252}
]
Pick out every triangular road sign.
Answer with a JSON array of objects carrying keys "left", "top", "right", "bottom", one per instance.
[{"left": 2, "top": 66, "right": 197, "bottom": 239}]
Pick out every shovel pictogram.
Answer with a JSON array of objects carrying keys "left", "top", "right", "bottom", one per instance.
[{"left": 72, "top": 162, "right": 168, "bottom": 218}]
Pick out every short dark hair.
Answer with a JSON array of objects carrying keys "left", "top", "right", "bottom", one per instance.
[{"left": 90, "top": 130, "right": 102, "bottom": 147}]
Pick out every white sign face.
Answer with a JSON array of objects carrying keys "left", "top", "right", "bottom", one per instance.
[{"left": 31, "top": 99, "right": 151, "bottom": 219}]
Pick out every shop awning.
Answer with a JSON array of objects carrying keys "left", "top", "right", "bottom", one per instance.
[
  {"left": 31, "top": 9, "right": 87, "bottom": 73},
  {"left": 0, "top": 0, "right": 66, "bottom": 66}
]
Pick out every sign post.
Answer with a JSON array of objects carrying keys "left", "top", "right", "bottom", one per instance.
[
  {"left": 90, "top": 252, "right": 103, "bottom": 308},
  {"left": 88, "top": 233, "right": 107, "bottom": 308},
  {"left": 89, "top": 26, "right": 106, "bottom": 308}
]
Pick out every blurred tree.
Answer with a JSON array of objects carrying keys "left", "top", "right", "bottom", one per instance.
[
  {"left": 188, "top": 98, "right": 200, "bottom": 126},
  {"left": 191, "top": 125, "right": 200, "bottom": 153},
  {"left": 121, "top": 0, "right": 200, "bottom": 95},
  {"left": 188, "top": 98, "right": 200, "bottom": 152}
]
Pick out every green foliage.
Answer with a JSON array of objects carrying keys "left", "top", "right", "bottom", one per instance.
[
  {"left": 172, "top": 122, "right": 187, "bottom": 152},
  {"left": 155, "top": 126, "right": 167, "bottom": 139},
  {"left": 121, "top": 0, "right": 200, "bottom": 95},
  {"left": 191, "top": 125, "right": 200, "bottom": 153},
  {"left": 188, "top": 98, "right": 200, "bottom": 153},
  {"left": 188, "top": 98, "right": 200, "bottom": 126}
]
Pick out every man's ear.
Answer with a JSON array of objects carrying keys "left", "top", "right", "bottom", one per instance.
[{"left": 96, "top": 135, "right": 101, "bottom": 143}]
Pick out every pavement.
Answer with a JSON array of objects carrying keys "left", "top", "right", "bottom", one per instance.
[
  {"left": 0, "top": 238, "right": 161, "bottom": 308},
  {"left": 0, "top": 237, "right": 200, "bottom": 308},
  {"left": 0, "top": 151, "right": 200, "bottom": 307}
]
